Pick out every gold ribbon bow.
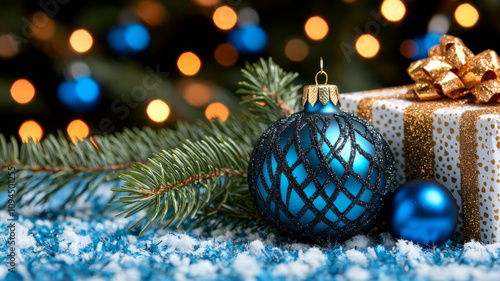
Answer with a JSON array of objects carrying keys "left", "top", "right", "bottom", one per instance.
[{"left": 407, "top": 35, "right": 500, "bottom": 103}]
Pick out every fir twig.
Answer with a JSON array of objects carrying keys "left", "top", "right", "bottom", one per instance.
[
  {"left": 114, "top": 58, "right": 300, "bottom": 233},
  {"left": 111, "top": 137, "right": 252, "bottom": 235},
  {"left": 0, "top": 117, "right": 262, "bottom": 208},
  {"left": 237, "top": 57, "right": 302, "bottom": 124},
  {"left": 0, "top": 57, "right": 300, "bottom": 234}
]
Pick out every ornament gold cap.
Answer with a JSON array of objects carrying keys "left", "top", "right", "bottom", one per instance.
[{"left": 302, "top": 58, "right": 340, "bottom": 107}]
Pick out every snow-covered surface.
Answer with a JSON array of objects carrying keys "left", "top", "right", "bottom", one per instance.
[{"left": 1, "top": 183, "right": 500, "bottom": 281}]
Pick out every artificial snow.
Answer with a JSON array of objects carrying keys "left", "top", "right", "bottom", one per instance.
[
  {"left": 2, "top": 181, "right": 500, "bottom": 281},
  {"left": 345, "top": 266, "right": 371, "bottom": 281},
  {"left": 232, "top": 253, "right": 261, "bottom": 280},
  {"left": 344, "top": 234, "right": 371, "bottom": 250},
  {"left": 345, "top": 249, "right": 369, "bottom": 265}
]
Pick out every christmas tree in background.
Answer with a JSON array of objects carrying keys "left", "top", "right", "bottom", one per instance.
[{"left": 0, "top": 0, "right": 497, "bottom": 233}]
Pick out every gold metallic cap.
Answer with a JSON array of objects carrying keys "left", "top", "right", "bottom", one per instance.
[{"left": 302, "top": 58, "right": 340, "bottom": 107}]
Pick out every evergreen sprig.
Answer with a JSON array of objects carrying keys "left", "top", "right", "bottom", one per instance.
[
  {"left": 0, "top": 58, "right": 300, "bottom": 233},
  {"left": 114, "top": 58, "right": 300, "bottom": 233},
  {"left": 111, "top": 137, "right": 251, "bottom": 235},
  {"left": 237, "top": 58, "right": 302, "bottom": 124},
  {"left": 0, "top": 118, "right": 261, "bottom": 208}
]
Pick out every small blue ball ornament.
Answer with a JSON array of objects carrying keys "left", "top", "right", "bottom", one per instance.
[
  {"left": 248, "top": 59, "right": 397, "bottom": 242},
  {"left": 389, "top": 179, "right": 458, "bottom": 246}
]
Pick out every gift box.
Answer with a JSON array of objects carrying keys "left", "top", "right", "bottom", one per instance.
[
  {"left": 340, "top": 86, "right": 500, "bottom": 243},
  {"left": 339, "top": 35, "right": 500, "bottom": 244}
]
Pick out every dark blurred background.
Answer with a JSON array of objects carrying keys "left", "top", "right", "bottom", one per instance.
[{"left": 1, "top": 0, "right": 499, "bottom": 143}]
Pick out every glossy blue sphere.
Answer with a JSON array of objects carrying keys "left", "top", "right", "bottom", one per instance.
[
  {"left": 248, "top": 100, "right": 397, "bottom": 241},
  {"left": 389, "top": 179, "right": 458, "bottom": 246}
]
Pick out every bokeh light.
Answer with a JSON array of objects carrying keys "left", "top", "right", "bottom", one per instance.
[
  {"left": 355, "top": 34, "right": 380, "bottom": 58},
  {"left": 108, "top": 23, "right": 150, "bottom": 53},
  {"left": 342, "top": 0, "right": 357, "bottom": 3},
  {"left": 10, "top": 79, "right": 35, "bottom": 104},
  {"left": 381, "top": 0, "right": 406, "bottom": 22},
  {"left": 229, "top": 25, "right": 267, "bottom": 54},
  {"left": 304, "top": 16, "right": 328, "bottom": 41},
  {"left": 177, "top": 52, "right": 201, "bottom": 76},
  {"left": 428, "top": 14, "right": 450, "bottom": 34},
  {"left": 69, "top": 29, "right": 93, "bottom": 53},
  {"left": 67, "top": 119, "right": 90, "bottom": 143},
  {"left": 238, "top": 7, "right": 259, "bottom": 27},
  {"left": 400, "top": 39, "right": 419, "bottom": 59},
  {"left": 454, "top": 3, "right": 479, "bottom": 28},
  {"left": 285, "top": 38, "right": 309, "bottom": 62},
  {"left": 58, "top": 76, "right": 100, "bottom": 111},
  {"left": 183, "top": 82, "right": 212, "bottom": 107},
  {"left": 194, "top": 0, "right": 218, "bottom": 6},
  {"left": 214, "top": 43, "right": 239, "bottom": 66},
  {"left": 75, "top": 77, "right": 99, "bottom": 102},
  {"left": 0, "top": 34, "right": 19, "bottom": 59},
  {"left": 19, "top": 120, "right": 43, "bottom": 143},
  {"left": 213, "top": 6, "right": 237, "bottom": 30},
  {"left": 68, "top": 61, "right": 91, "bottom": 79},
  {"left": 147, "top": 99, "right": 170, "bottom": 122},
  {"left": 31, "top": 12, "right": 56, "bottom": 40},
  {"left": 136, "top": 0, "right": 167, "bottom": 26},
  {"left": 205, "top": 102, "right": 229, "bottom": 122}
]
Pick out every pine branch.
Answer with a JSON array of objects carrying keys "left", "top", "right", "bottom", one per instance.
[
  {"left": 113, "top": 58, "right": 300, "bottom": 233},
  {"left": 111, "top": 137, "right": 253, "bottom": 235},
  {"left": 237, "top": 57, "right": 302, "bottom": 125},
  {"left": 0, "top": 116, "right": 262, "bottom": 208},
  {"left": 0, "top": 57, "right": 300, "bottom": 234}
]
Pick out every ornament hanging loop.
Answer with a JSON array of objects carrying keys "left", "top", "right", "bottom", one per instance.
[{"left": 315, "top": 57, "right": 328, "bottom": 85}]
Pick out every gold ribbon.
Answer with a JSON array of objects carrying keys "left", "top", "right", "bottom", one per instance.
[{"left": 407, "top": 35, "right": 500, "bottom": 103}]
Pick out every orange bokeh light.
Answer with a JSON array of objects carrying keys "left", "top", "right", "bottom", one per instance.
[
  {"left": 31, "top": 12, "right": 56, "bottom": 40},
  {"left": 381, "top": 0, "right": 406, "bottom": 22},
  {"left": 355, "top": 34, "right": 380, "bottom": 58},
  {"left": 455, "top": 3, "right": 479, "bottom": 28},
  {"left": 213, "top": 6, "right": 237, "bottom": 30},
  {"left": 183, "top": 83, "right": 212, "bottom": 107},
  {"left": 147, "top": 99, "right": 170, "bottom": 122},
  {"left": 137, "top": 0, "right": 168, "bottom": 26},
  {"left": 11, "top": 79, "right": 35, "bottom": 104},
  {"left": 285, "top": 38, "right": 309, "bottom": 62},
  {"left": 193, "top": 0, "right": 219, "bottom": 6},
  {"left": 177, "top": 52, "right": 201, "bottom": 76},
  {"left": 67, "top": 119, "right": 90, "bottom": 144},
  {"left": 205, "top": 102, "right": 229, "bottom": 122},
  {"left": 304, "top": 16, "right": 329, "bottom": 41},
  {"left": 69, "top": 29, "right": 93, "bottom": 53},
  {"left": 214, "top": 43, "right": 239, "bottom": 66},
  {"left": 19, "top": 120, "right": 43, "bottom": 143}
]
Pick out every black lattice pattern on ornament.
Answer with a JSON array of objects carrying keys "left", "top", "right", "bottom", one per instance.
[{"left": 248, "top": 112, "right": 397, "bottom": 242}]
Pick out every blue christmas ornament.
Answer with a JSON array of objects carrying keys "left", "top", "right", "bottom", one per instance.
[
  {"left": 389, "top": 179, "right": 458, "bottom": 246},
  {"left": 248, "top": 59, "right": 397, "bottom": 242}
]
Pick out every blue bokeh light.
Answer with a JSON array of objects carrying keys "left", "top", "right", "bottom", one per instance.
[
  {"left": 125, "top": 24, "right": 150, "bottom": 51},
  {"left": 75, "top": 77, "right": 99, "bottom": 102},
  {"left": 58, "top": 76, "right": 100, "bottom": 111},
  {"left": 413, "top": 32, "right": 443, "bottom": 60},
  {"left": 108, "top": 23, "right": 150, "bottom": 54},
  {"left": 229, "top": 25, "right": 267, "bottom": 55}
]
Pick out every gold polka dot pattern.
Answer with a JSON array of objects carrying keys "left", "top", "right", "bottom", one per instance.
[
  {"left": 477, "top": 114, "right": 500, "bottom": 242},
  {"left": 432, "top": 106, "right": 476, "bottom": 241}
]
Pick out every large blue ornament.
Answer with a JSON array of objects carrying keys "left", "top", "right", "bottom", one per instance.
[
  {"left": 388, "top": 179, "right": 458, "bottom": 246},
  {"left": 248, "top": 60, "right": 397, "bottom": 242}
]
